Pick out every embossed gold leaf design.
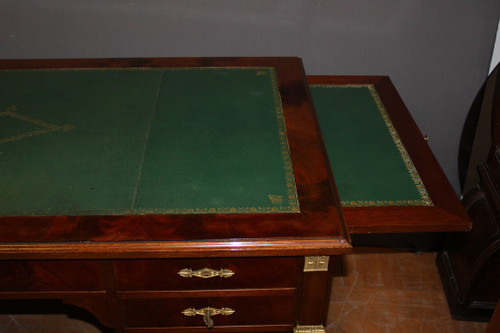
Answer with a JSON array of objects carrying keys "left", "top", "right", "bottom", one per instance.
[
  {"left": 0, "top": 105, "right": 75, "bottom": 144},
  {"left": 268, "top": 194, "right": 283, "bottom": 204}
]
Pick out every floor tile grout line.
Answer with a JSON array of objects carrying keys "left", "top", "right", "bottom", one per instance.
[
  {"left": 7, "top": 315, "right": 27, "bottom": 333},
  {"left": 0, "top": 317, "right": 14, "bottom": 333}
]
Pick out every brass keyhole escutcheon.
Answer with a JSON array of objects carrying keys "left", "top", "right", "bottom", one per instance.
[
  {"left": 182, "top": 307, "right": 235, "bottom": 329},
  {"left": 203, "top": 309, "right": 214, "bottom": 328}
]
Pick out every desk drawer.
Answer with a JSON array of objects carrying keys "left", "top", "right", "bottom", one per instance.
[
  {"left": 121, "top": 294, "right": 295, "bottom": 328},
  {"left": 0, "top": 260, "right": 105, "bottom": 292},
  {"left": 113, "top": 257, "right": 298, "bottom": 291}
]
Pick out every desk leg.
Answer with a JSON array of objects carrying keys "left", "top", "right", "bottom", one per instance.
[{"left": 295, "top": 256, "right": 333, "bottom": 333}]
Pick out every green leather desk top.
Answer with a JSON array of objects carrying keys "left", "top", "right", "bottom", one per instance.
[
  {"left": 0, "top": 69, "right": 435, "bottom": 217},
  {"left": 0, "top": 58, "right": 471, "bottom": 249},
  {"left": 0, "top": 68, "right": 298, "bottom": 216},
  {"left": 0, "top": 58, "right": 350, "bottom": 258},
  {"left": 310, "top": 84, "right": 432, "bottom": 207}
]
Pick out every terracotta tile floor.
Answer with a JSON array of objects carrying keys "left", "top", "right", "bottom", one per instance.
[
  {"left": 327, "top": 250, "right": 488, "bottom": 333},
  {"left": 0, "top": 250, "right": 490, "bottom": 332}
]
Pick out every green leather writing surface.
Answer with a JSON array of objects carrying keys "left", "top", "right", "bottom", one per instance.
[
  {"left": 134, "top": 68, "right": 298, "bottom": 214},
  {"left": 310, "top": 84, "right": 431, "bottom": 207},
  {"left": 0, "top": 68, "right": 299, "bottom": 216}
]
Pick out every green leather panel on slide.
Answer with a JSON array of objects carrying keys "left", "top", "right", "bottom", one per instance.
[
  {"left": 310, "top": 84, "right": 432, "bottom": 207},
  {"left": 0, "top": 68, "right": 298, "bottom": 216}
]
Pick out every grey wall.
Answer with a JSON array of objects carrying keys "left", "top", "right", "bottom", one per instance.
[{"left": 2, "top": 0, "right": 500, "bottom": 194}]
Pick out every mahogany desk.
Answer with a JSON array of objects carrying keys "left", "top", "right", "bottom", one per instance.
[
  {"left": 0, "top": 58, "right": 350, "bottom": 333},
  {"left": 0, "top": 59, "right": 470, "bottom": 332}
]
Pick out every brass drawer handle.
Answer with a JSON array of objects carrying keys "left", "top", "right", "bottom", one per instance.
[
  {"left": 178, "top": 268, "right": 235, "bottom": 279},
  {"left": 182, "top": 307, "right": 235, "bottom": 328}
]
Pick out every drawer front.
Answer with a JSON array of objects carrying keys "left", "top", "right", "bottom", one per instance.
[
  {"left": 121, "top": 295, "right": 295, "bottom": 328},
  {"left": 114, "top": 257, "right": 298, "bottom": 291},
  {"left": 0, "top": 260, "right": 105, "bottom": 292}
]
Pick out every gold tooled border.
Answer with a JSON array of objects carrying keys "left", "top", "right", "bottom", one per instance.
[
  {"left": 1, "top": 67, "right": 300, "bottom": 215},
  {"left": 268, "top": 67, "right": 301, "bottom": 213},
  {"left": 310, "top": 83, "right": 433, "bottom": 207},
  {"left": 157, "top": 67, "right": 299, "bottom": 214}
]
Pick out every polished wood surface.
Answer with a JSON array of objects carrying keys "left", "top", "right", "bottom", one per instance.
[
  {"left": 0, "top": 260, "right": 105, "bottom": 292},
  {"left": 121, "top": 295, "right": 296, "bottom": 328},
  {"left": 307, "top": 75, "right": 471, "bottom": 234},
  {"left": 113, "top": 257, "right": 298, "bottom": 291}
]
